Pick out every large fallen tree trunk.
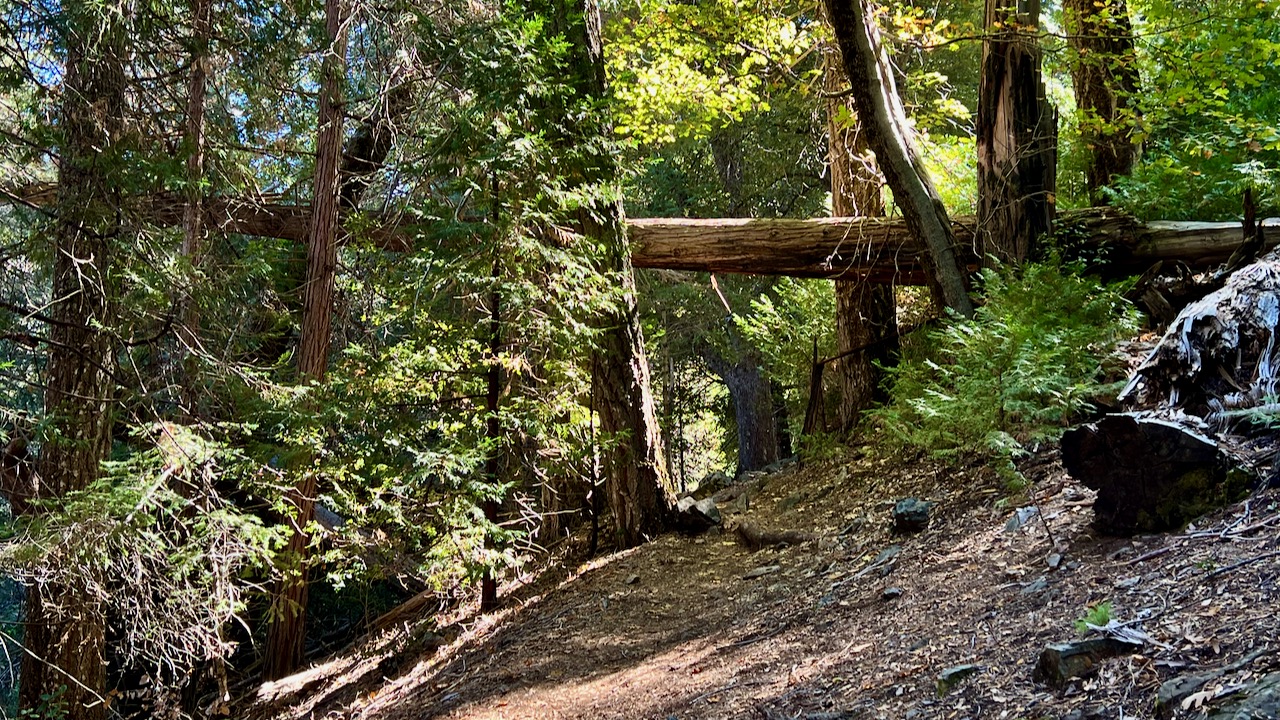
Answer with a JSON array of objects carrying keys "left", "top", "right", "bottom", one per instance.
[
  {"left": 6, "top": 185, "right": 1278, "bottom": 280},
  {"left": 1063, "top": 247, "right": 1280, "bottom": 534},
  {"left": 629, "top": 211, "right": 1280, "bottom": 280}
]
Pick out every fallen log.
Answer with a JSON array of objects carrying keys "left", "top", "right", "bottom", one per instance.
[
  {"left": 1063, "top": 247, "right": 1280, "bottom": 534},
  {"left": 6, "top": 185, "right": 1278, "bottom": 280}
]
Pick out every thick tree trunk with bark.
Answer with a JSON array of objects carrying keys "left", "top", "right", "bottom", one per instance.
[
  {"left": 545, "top": 0, "right": 675, "bottom": 547},
  {"left": 263, "top": 0, "right": 347, "bottom": 680},
  {"left": 19, "top": 3, "right": 127, "bottom": 716},
  {"left": 825, "top": 47, "right": 897, "bottom": 431},
  {"left": 704, "top": 352, "right": 780, "bottom": 474},
  {"left": 1064, "top": 0, "right": 1140, "bottom": 204},
  {"left": 823, "top": 0, "right": 973, "bottom": 316},
  {"left": 977, "top": 0, "right": 1057, "bottom": 265}
]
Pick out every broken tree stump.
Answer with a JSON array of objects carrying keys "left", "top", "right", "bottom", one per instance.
[
  {"left": 1061, "top": 414, "right": 1252, "bottom": 534},
  {"left": 1064, "top": 247, "right": 1280, "bottom": 534}
]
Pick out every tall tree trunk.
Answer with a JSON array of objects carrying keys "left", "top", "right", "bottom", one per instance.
[
  {"left": 824, "top": 44, "right": 898, "bottom": 432},
  {"left": 704, "top": 352, "right": 780, "bottom": 474},
  {"left": 20, "top": 2, "right": 128, "bottom": 716},
  {"left": 481, "top": 267, "right": 501, "bottom": 612},
  {"left": 263, "top": 0, "right": 347, "bottom": 680},
  {"left": 179, "top": 0, "right": 212, "bottom": 416},
  {"left": 976, "top": 0, "right": 1057, "bottom": 265},
  {"left": 536, "top": 0, "right": 675, "bottom": 547},
  {"left": 1064, "top": 0, "right": 1140, "bottom": 204},
  {"left": 823, "top": 0, "right": 974, "bottom": 317}
]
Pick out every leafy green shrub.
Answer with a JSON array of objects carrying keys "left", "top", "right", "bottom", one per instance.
[{"left": 871, "top": 261, "right": 1140, "bottom": 476}]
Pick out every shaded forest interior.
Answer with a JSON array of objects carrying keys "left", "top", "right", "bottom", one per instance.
[{"left": 0, "top": 0, "right": 1279, "bottom": 716}]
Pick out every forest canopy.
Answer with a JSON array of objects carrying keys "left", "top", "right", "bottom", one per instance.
[{"left": 0, "top": 0, "right": 1277, "bottom": 715}]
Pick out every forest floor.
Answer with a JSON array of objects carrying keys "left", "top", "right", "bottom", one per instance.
[{"left": 248, "top": 445, "right": 1280, "bottom": 720}]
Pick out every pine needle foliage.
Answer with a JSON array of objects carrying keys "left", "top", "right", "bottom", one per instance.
[{"left": 871, "top": 261, "right": 1139, "bottom": 474}]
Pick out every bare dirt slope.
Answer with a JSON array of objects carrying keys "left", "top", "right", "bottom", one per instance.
[{"left": 250, "top": 448, "right": 1280, "bottom": 720}]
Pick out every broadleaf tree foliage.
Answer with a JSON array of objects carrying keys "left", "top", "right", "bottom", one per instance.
[{"left": 0, "top": 0, "right": 1275, "bottom": 712}]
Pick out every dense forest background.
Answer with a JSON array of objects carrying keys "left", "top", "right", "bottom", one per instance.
[{"left": 0, "top": 0, "right": 1277, "bottom": 715}]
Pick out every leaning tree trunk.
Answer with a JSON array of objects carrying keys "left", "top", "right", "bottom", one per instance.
[
  {"left": 263, "top": 0, "right": 347, "bottom": 680},
  {"left": 823, "top": 0, "right": 974, "bottom": 317},
  {"left": 1064, "top": 0, "right": 1140, "bottom": 204},
  {"left": 20, "top": 2, "right": 128, "bottom": 716},
  {"left": 976, "top": 0, "right": 1057, "bottom": 265},
  {"left": 824, "top": 43, "right": 897, "bottom": 431},
  {"left": 540, "top": 0, "right": 675, "bottom": 547}
]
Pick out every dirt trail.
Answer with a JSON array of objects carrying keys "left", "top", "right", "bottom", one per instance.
[{"left": 253, "top": 449, "right": 1280, "bottom": 719}]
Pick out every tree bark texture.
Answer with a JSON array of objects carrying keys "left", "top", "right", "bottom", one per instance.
[
  {"left": 178, "top": 0, "right": 213, "bottom": 415},
  {"left": 541, "top": 0, "right": 675, "bottom": 547},
  {"left": 20, "top": 2, "right": 128, "bottom": 715},
  {"left": 1064, "top": 248, "right": 1280, "bottom": 534},
  {"left": 823, "top": 0, "right": 974, "bottom": 316},
  {"left": 704, "top": 352, "right": 780, "bottom": 474},
  {"left": 1064, "top": 0, "right": 1141, "bottom": 204},
  {"left": 976, "top": 0, "right": 1057, "bottom": 265},
  {"left": 263, "top": 0, "right": 347, "bottom": 680},
  {"left": 825, "top": 45, "right": 897, "bottom": 432},
  {"left": 628, "top": 211, "right": 1280, "bottom": 280}
]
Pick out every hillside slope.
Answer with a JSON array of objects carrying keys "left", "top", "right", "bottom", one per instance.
[{"left": 249, "top": 448, "right": 1280, "bottom": 719}]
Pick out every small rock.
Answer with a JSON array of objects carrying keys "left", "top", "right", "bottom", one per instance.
[
  {"left": 936, "top": 664, "right": 982, "bottom": 695},
  {"left": 1020, "top": 576, "right": 1049, "bottom": 595},
  {"left": 698, "top": 470, "right": 731, "bottom": 493},
  {"left": 743, "top": 564, "right": 782, "bottom": 580},
  {"left": 882, "top": 587, "right": 903, "bottom": 601},
  {"left": 737, "top": 470, "right": 767, "bottom": 485},
  {"left": 1115, "top": 576, "right": 1141, "bottom": 589},
  {"left": 1004, "top": 506, "right": 1039, "bottom": 532},
  {"left": 723, "top": 492, "right": 749, "bottom": 515},
  {"left": 892, "top": 498, "right": 933, "bottom": 533},
  {"left": 778, "top": 493, "right": 805, "bottom": 512},
  {"left": 624, "top": 574, "right": 640, "bottom": 585},
  {"left": 818, "top": 593, "right": 838, "bottom": 608},
  {"left": 677, "top": 496, "right": 721, "bottom": 533},
  {"left": 1033, "top": 638, "right": 1144, "bottom": 688},
  {"left": 1045, "top": 552, "right": 1063, "bottom": 569}
]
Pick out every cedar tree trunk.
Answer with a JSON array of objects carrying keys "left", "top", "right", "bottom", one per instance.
[
  {"left": 976, "top": 0, "right": 1057, "bottom": 265},
  {"left": 823, "top": 0, "right": 974, "bottom": 317},
  {"left": 20, "top": 2, "right": 127, "bottom": 715},
  {"left": 1064, "top": 0, "right": 1140, "bottom": 204},
  {"left": 704, "top": 352, "right": 780, "bottom": 474},
  {"left": 263, "top": 0, "right": 347, "bottom": 679},
  {"left": 824, "top": 45, "right": 897, "bottom": 431},
  {"left": 551, "top": 0, "right": 676, "bottom": 546}
]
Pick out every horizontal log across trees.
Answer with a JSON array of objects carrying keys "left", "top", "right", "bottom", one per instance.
[{"left": 7, "top": 185, "right": 1278, "bottom": 281}]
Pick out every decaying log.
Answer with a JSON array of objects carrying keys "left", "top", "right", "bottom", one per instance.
[
  {"left": 1064, "top": 247, "right": 1280, "bottom": 534},
  {"left": 1061, "top": 414, "right": 1252, "bottom": 534}
]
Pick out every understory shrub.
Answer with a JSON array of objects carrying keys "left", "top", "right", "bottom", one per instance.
[{"left": 872, "top": 261, "right": 1140, "bottom": 480}]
